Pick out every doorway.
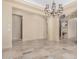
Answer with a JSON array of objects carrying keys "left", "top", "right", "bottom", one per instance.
[
  {"left": 59, "top": 15, "right": 68, "bottom": 40},
  {"left": 12, "top": 14, "right": 23, "bottom": 41}
]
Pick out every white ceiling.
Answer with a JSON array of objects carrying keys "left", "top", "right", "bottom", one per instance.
[{"left": 24, "top": 0, "right": 75, "bottom": 7}]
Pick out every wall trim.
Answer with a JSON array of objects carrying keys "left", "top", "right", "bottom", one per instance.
[{"left": 4, "top": 0, "right": 45, "bottom": 16}]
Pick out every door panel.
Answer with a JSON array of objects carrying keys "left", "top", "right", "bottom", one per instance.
[{"left": 12, "top": 14, "right": 22, "bottom": 41}]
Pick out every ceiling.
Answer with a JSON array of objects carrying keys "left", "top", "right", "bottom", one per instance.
[{"left": 24, "top": 0, "right": 75, "bottom": 7}]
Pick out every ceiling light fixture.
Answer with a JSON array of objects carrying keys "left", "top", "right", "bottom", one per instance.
[{"left": 44, "top": 0, "right": 63, "bottom": 17}]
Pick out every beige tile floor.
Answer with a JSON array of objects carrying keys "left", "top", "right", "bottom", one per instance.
[{"left": 3, "top": 39, "right": 77, "bottom": 59}]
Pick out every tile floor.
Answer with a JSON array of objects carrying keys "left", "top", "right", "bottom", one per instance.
[{"left": 3, "top": 39, "right": 77, "bottom": 59}]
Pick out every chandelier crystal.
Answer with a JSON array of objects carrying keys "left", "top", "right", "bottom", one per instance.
[{"left": 44, "top": 1, "right": 63, "bottom": 17}]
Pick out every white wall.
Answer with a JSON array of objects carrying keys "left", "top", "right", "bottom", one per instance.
[
  {"left": 2, "top": 1, "right": 12, "bottom": 49},
  {"left": 48, "top": 16, "right": 54, "bottom": 41},
  {"left": 12, "top": 8, "right": 46, "bottom": 41},
  {"left": 48, "top": 16, "right": 59, "bottom": 41},
  {"left": 68, "top": 18, "right": 77, "bottom": 39}
]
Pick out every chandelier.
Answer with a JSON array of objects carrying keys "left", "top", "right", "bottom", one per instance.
[{"left": 44, "top": 1, "right": 63, "bottom": 17}]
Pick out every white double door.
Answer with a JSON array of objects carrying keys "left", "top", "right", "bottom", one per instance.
[{"left": 12, "top": 14, "right": 22, "bottom": 41}]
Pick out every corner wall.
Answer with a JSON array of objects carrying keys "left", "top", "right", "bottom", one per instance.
[{"left": 2, "top": 0, "right": 45, "bottom": 49}]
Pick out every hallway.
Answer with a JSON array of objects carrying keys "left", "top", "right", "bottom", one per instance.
[{"left": 2, "top": 0, "right": 77, "bottom": 59}]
